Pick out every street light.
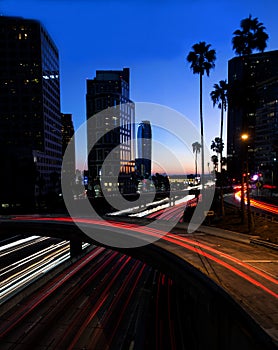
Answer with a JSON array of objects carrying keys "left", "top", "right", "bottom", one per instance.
[
  {"left": 241, "top": 133, "right": 254, "bottom": 233},
  {"left": 241, "top": 133, "right": 249, "bottom": 141}
]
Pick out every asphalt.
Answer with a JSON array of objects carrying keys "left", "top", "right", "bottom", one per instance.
[{"left": 175, "top": 221, "right": 278, "bottom": 251}]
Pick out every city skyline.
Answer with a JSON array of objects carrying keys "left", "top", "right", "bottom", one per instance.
[{"left": 1, "top": 0, "right": 278, "bottom": 173}]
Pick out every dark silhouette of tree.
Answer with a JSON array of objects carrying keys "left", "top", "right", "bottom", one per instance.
[
  {"left": 211, "top": 137, "right": 224, "bottom": 167},
  {"left": 231, "top": 15, "right": 269, "bottom": 123},
  {"left": 192, "top": 141, "right": 201, "bottom": 181},
  {"left": 232, "top": 15, "right": 269, "bottom": 56},
  {"left": 210, "top": 80, "right": 228, "bottom": 170},
  {"left": 151, "top": 173, "right": 170, "bottom": 195},
  {"left": 211, "top": 155, "right": 218, "bottom": 172},
  {"left": 187, "top": 42, "right": 216, "bottom": 189},
  {"left": 211, "top": 80, "right": 228, "bottom": 215},
  {"left": 211, "top": 136, "right": 226, "bottom": 215},
  {"left": 231, "top": 14, "right": 269, "bottom": 128}
]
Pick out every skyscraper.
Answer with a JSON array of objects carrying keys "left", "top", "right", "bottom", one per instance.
[
  {"left": 86, "top": 68, "right": 135, "bottom": 193},
  {"left": 227, "top": 50, "right": 278, "bottom": 185},
  {"left": 61, "top": 113, "right": 75, "bottom": 178},
  {"left": 61, "top": 113, "right": 74, "bottom": 156},
  {"left": 136, "top": 120, "right": 152, "bottom": 177},
  {"left": 0, "top": 16, "right": 62, "bottom": 207}
]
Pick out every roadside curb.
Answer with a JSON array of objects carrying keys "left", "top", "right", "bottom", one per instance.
[
  {"left": 175, "top": 222, "right": 278, "bottom": 251},
  {"left": 250, "top": 238, "right": 278, "bottom": 251},
  {"left": 175, "top": 222, "right": 252, "bottom": 243}
]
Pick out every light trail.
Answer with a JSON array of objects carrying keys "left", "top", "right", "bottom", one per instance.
[
  {"left": 235, "top": 190, "right": 278, "bottom": 215},
  {"left": 0, "top": 247, "right": 170, "bottom": 349},
  {"left": 0, "top": 246, "right": 106, "bottom": 338},
  {"left": 119, "top": 194, "right": 194, "bottom": 218},
  {"left": 0, "top": 235, "right": 40, "bottom": 252},
  {"left": 97, "top": 262, "right": 146, "bottom": 350},
  {"left": 115, "top": 222, "right": 278, "bottom": 298},
  {"left": 0, "top": 242, "right": 70, "bottom": 301},
  {"left": 155, "top": 272, "right": 162, "bottom": 350},
  {"left": 0, "top": 240, "right": 89, "bottom": 303},
  {"left": 67, "top": 255, "right": 131, "bottom": 350},
  {"left": 147, "top": 201, "right": 186, "bottom": 221},
  {"left": 110, "top": 197, "right": 170, "bottom": 217},
  {"left": 57, "top": 217, "right": 277, "bottom": 287},
  {"left": 84, "top": 218, "right": 278, "bottom": 298},
  {"left": 47, "top": 249, "right": 120, "bottom": 348},
  {"left": 168, "top": 278, "right": 176, "bottom": 350},
  {"left": 8, "top": 216, "right": 278, "bottom": 299},
  {"left": 251, "top": 198, "right": 278, "bottom": 215},
  {"left": 0, "top": 240, "right": 69, "bottom": 280},
  {"left": 0, "top": 236, "right": 49, "bottom": 257},
  {"left": 165, "top": 233, "right": 278, "bottom": 285}
]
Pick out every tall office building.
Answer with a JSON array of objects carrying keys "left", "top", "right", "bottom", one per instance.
[
  {"left": 136, "top": 120, "right": 152, "bottom": 177},
  {"left": 61, "top": 113, "right": 74, "bottom": 156},
  {"left": 227, "top": 50, "right": 278, "bottom": 185},
  {"left": 61, "top": 113, "right": 75, "bottom": 178},
  {"left": 0, "top": 16, "right": 62, "bottom": 207},
  {"left": 86, "top": 68, "right": 135, "bottom": 192}
]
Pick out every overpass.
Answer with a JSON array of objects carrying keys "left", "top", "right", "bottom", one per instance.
[{"left": 0, "top": 214, "right": 277, "bottom": 349}]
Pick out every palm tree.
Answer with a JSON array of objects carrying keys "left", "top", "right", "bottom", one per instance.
[
  {"left": 187, "top": 42, "right": 216, "bottom": 189},
  {"left": 211, "top": 155, "right": 218, "bottom": 172},
  {"left": 210, "top": 80, "right": 228, "bottom": 165},
  {"left": 192, "top": 141, "right": 201, "bottom": 182},
  {"left": 232, "top": 15, "right": 269, "bottom": 120},
  {"left": 210, "top": 81, "right": 228, "bottom": 215},
  {"left": 232, "top": 15, "right": 269, "bottom": 122},
  {"left": 232, "top": 15, "right": 269, "bottom": 134},
  {"left": 211, "top": 137, "right": 224, "bottom": 172},
  {"left": 232, "top": 15, "right": 269, "bottom": 56},
  {"left": 211, "top": 137, "right": 225, "bottom": 215}
]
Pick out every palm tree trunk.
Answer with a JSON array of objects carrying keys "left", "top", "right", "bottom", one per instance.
[
  {"left": 199, "top": 73, "right": 205, "bottom": 190},
  {"left": 195, "top": 152, "right": 197, "bottom": 180}
]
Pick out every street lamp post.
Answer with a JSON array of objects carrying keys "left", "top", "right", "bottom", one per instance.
[
  {"left": 240, "top": 168, "right": 245, "bottom": 224},
  {"left": 241, "top": 133, "right": 254, "bottom": 233}
]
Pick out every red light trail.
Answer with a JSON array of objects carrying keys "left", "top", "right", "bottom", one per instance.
[
  {"left": 10, "top": 216, "right": 278, "bottom": 299},
  {"left": 235, "top": 190, "right": 278, "bottom": 215}
]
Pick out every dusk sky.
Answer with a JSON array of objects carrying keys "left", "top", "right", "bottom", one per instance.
[{"left": 1, "top": 0, "right": 278, "bottom": 174}]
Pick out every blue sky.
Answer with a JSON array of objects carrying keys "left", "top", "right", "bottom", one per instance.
[{"left": 1, "top": 0, "right": 278, "bottom": 173}]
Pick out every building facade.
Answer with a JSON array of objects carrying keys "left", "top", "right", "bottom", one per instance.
[
  {"left": 61, "top": 113, "right": 75, "bottom": 181},
  {"left": 227, "top": 50, "right": 278, "bottom": 186},
  {"left": 0, "top": 16, "right": 62, "bottom": 207},
  {"left": 61, "top": 113, "right": 74, "bottom": 156},
  {"left": 86, "top": 68, "right": 135, "bottom": 194},
  {"left": 136, "top": 120, "right": 152, "bottom": 177}
]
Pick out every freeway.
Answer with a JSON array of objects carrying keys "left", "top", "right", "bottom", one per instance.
[
  {"left": 0, "top": 235, "right": 91, "bottom": 304},
  {"left": 0, "top": 245, "right": 186, "bottom": 349},
  {"left": 0, "top": 214, "right": 277, "bottom": 349}
]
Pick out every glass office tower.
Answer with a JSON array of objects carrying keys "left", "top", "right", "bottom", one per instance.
[
  {"left": 136, "top": 120, "right": 152, "bottom": 177},
  {"left": 0, "top": 16, "right": 62, "bottom": 207}
]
